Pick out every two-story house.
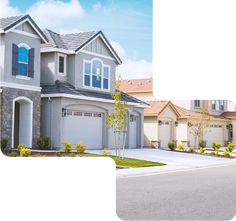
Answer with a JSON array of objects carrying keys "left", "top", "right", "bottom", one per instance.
[
  {"left": 120, "top": 78, "right": 236, "bottom": 148},
  {"left": 0, "top": 14, "right": 147, "bottom": 150}
]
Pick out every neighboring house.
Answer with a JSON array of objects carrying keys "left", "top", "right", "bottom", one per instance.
[
  {"left": 0, "top": 14, "right": 147, "bottom": 150},
  {"left": 120, "top": 78, "right": 236, "bottom": 147}
]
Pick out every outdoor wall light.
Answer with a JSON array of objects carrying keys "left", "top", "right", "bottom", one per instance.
[
  {"left": 158, "top": 120, "right": 162, "bottom": 126},
  {"left": 175, "top": 121, "right": 178, "bottom": 127},
  {"left": 62, "top": 108, "right": 67, "bottom": 117},
  {"left": 188, "top": 122, "right": 193, "bottom": 127}
]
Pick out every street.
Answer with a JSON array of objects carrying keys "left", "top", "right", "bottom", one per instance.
[{"left": 117, "top": 164, "right": 236, "bottom": 220}]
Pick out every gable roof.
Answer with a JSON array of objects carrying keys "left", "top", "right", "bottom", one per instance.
[
  {"left": 42, "top": 30, "right": 122, "bottom": 64},
  {"left": 119, "top": 78, "right": 153, "bottom": 93},
  {"left": 41, "top": 80, "right": 148, "bottom": 107},
  {"left": 0, "top": 14, "right": 48, "bottom": 43},
  {"left": 144, "top": 101, "right": 180, "bottom": 117}
]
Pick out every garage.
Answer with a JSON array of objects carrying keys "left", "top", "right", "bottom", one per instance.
[
  {"left": 63, "top": 110, "right": 103, "bottom": 149},
  {"left": 204, "top": 124, "right": 224, "bottom": 147},
  {"left": 159, "top": 121, "right": 171, "bottom": 148}
]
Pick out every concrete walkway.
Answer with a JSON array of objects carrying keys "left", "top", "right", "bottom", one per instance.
[{"left": 87, "top": 148, "right": 236, "bottom": 178}]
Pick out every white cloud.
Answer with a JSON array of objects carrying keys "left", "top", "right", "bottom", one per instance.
[
  {"left": 26, "top": 0, "right": 84, "bottom": 29},
  {"left": 0, "top": 0, "right": 20, "bottom": 17},
  {"left": 92, "top": 2, "right": 102, "bottom": 11},
  {"left": 111, "top": 41, "right": 152, "bottom": 79}
]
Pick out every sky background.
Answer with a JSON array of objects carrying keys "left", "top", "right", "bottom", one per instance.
[{"left": 0, "top": 0, "right": 153, "bottom": 79}]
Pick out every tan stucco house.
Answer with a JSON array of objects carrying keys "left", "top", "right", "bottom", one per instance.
[{"left": 120, "top": 78, "right": 236, "bottom": 148}]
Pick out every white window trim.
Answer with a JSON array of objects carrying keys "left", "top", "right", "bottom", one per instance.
[
  {"left": 16, "top": 75, "right": 31, "bottom": 81},
  {"left": 58, "top": 53, "right": 67, "bottom": 76},
  {"left": 83, "top": 58, "right": 110, "bottom": 92}
]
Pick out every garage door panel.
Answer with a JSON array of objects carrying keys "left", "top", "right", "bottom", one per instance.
[
  {"left": 159, "top": 121, "right": 171, "bottom": 148},
  {"left": 204, "top": 125, "right": 223, "bottom": 147},
  {"left": 63, "top": 111, "right": 103, "bottom": 149}
]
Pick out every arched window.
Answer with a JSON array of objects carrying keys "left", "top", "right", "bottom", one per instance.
[
  {"left": 83, "top": 58, "right": 110, "bottom": 90},
  {"left": 18, "top": 46, "right": 29, "bottom": 76}
]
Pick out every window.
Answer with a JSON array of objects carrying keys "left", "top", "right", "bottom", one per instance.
[
  {"left": 194, "top": 100, "right": 200, "bottom": 108},
  {"left": 212, "top": 100, "right": 216, "bottom": 110},
  {"left": 83, "top": 59, "right": 110, "bottom": 90},
  {"left": 103, "top": 66, "right": 109, "bottom": 89},
  {"left": 58, "top": 54, "right": 66, "bottom": 75},
  {"left": 18, "top": 47, "right": 28, "bottom": 76},
  {"left": 219, "top": 100, "right": 224, "bottom": 111},
  {"left": 92, "top": 60, "right": 102, "bottom": 88}
]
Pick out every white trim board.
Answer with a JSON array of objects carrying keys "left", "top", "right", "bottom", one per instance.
[
  {"left": 80, "top": 50, "right": 115, "bottom": 61},
  {"left": 11, "top": 29, "right": 40, "bottom": 39},
  {"left": 41, "top": 93, "right": 148, "bottom": 108},
  {"left": 0, "top": 82, "right": 41, "bottom": 92},
  {"left": 41, "top": 48, "right": 75, "bottom": 54}
]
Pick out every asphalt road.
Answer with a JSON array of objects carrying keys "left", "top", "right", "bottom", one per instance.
[{"left": 117, "top": 164, "right": 236, "bottom": 220}]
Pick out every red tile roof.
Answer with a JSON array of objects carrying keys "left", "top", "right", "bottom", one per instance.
[{"left": 119, "top": 78, "right": 153, "bottom": 93}]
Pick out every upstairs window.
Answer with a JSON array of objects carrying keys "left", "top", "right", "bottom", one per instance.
[
  {"left": 18, "top": 47, "right": 28, "bottom": 76},
  {"left": 92, "top": 60, "right": 102, "bottom": 88},
  {"left": 58, "top": 54, "right": 66, "bottom": 75},
  {"left": 83, "top": 59, "right": 110, "bottom": 90},
  {"left": 219, "top": 100, "right": 224, "bottom": 111},
  {"left": 211, "top": 100, "right": 216, "bottom": 110},
  {"left": 194, "top": 100, "right": 200, "bottom": 108},
  {"left": 12, "top": 43, "right": 35, "bottom": 78}
]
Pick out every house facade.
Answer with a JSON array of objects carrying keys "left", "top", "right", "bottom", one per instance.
[
  {"left": 120, "top": 78, "right": 236, "bottom": 148},
  {"left": 0, "top": 14, "right": 147, "bottom": 150}
]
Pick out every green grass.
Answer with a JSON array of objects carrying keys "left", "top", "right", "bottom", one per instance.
[{"left": 81, "top": 153, "right": 166, "bottom": 168}]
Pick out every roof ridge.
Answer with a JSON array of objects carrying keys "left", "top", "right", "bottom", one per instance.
[{"left": 60, "top": 30, "right": 98, "bottom": 36}]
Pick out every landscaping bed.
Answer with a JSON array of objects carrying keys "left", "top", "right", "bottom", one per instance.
[{"left": 2, "top": 150, "right": 166, "bottom": 168}]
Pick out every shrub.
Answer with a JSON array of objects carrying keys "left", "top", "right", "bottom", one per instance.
[
  {"left": 8, "top": 151, "right": 18, "bottom": 157},
  {"left": 63, "top": 142, "right": 72, "bottom": 153},
  {"left": 75, "top": 144, "right": 87, "bottom": 154},
  {"left": 68, "top": 153, "right": 76, "bottom": 157},
  {"left": 20, "top": 148, "right": 31, "bottom": 157},
  {"left": 209, "top": 151, "right": 215, "bottom": 156},
  {"left": 17, "top": 144, "right": 26, "bottom": 151},
  {"left": 199, "top": 140, "right": 206, "bottom": 148},
  {"left": 54, "top": 151, "right": 62, "bottom": 157},
  {"left": 168, "top": 141, "right": 177, "bottom": 151},
  {"left": 212, "top": 142, "right": 222, "bottom": 155},
  {"left": 36, "top": 136, "right": 51, "bottom": 150},
  {"left": 177, "top": 144, "right": 184, "bottom": 151},
  {"left": 187, "top": 147, "right": 195, "bottom": 153},
  {"left": 1, "top": 138, "right": 8, "bottom": 150},
  {"left": 223, "top": 150, "right": 230, "bottom": 158},
  {"left": 199, "top": 147, "right": 206, "bottom": 154},
  {"left": 227, "top": 143, "right": 236, "bottom": 152}
]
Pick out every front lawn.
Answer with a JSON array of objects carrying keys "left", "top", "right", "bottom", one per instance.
[{"left": 81, "top": 153, "right": 166, "bottom": 168}]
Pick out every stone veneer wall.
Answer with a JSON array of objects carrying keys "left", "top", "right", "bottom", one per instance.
[{"left": 1, "top": 87, "right": 41, "bottom": 148}]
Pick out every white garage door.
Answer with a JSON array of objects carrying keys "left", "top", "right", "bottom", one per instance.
[
  {"left": 159, "top": 121, "right": 171, "bottom": 148},
  {"left": 129, "top": 115, "right": 138, "bottom": 148},
  {"left": 204, "top": 125, "right": 224, "bottom": 147},
  {"left": 63, "top": 110, "right": 103, "bottom": 149}
]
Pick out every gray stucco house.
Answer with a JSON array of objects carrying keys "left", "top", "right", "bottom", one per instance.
[{"left": 0, "top": 14, "right": 147, "bottom": 150}]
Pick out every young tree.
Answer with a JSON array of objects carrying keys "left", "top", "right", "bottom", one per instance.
[
  {"left": 188, "top": 109, "right": 211, "bottom": 149},
  {"left": 106, "top": 78, "right": 128, "bottom": 159}
]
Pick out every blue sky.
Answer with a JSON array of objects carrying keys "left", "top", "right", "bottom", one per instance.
[{"left": 1, "top": 0, "right": 153, "bottom": 79}]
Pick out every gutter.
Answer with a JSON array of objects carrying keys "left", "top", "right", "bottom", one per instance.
[{"left": 41, "top": 93, "right": 149, "bottom": 108}]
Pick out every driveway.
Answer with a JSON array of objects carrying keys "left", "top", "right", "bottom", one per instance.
[{"left": 88, "top": 148, "right": 236, "bottom": 177}]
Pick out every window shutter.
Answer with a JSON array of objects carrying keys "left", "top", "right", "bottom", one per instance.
[
  {"left": 28, "top": 48, "right": 35, "bottom": 78},
  {"left": 12, "top": 44, "right": 18, "bottom": 76}
]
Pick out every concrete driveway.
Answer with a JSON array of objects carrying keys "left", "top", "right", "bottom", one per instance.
[{"left": 88, "top": 148, "right": 236, "bottom": 177}]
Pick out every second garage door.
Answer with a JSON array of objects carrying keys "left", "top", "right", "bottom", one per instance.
[
  {"left": 204, "top": 124, "right": 224, "bottom": 147},
  {"left": 63, "top": 110, "right": 103, "bottom": 149}
]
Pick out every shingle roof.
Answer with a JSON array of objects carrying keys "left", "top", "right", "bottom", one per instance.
[
  {"left": 119, "top": 78, "right": 153, "bottom": 93},
  {"left": 41, "top": 29, "right": 122, "bottom": 64},
  {"left": 0, "top": 15, "right": 24, "bottom": 30},
  {"left": 0, "top": 14, "right": 47, "bottom": 43},
  {"left": 41, "top": 81, "right": 148, "bottom": 106},
  {"left": 220, "top": 112, "right": 236, "bottom": 118}
]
